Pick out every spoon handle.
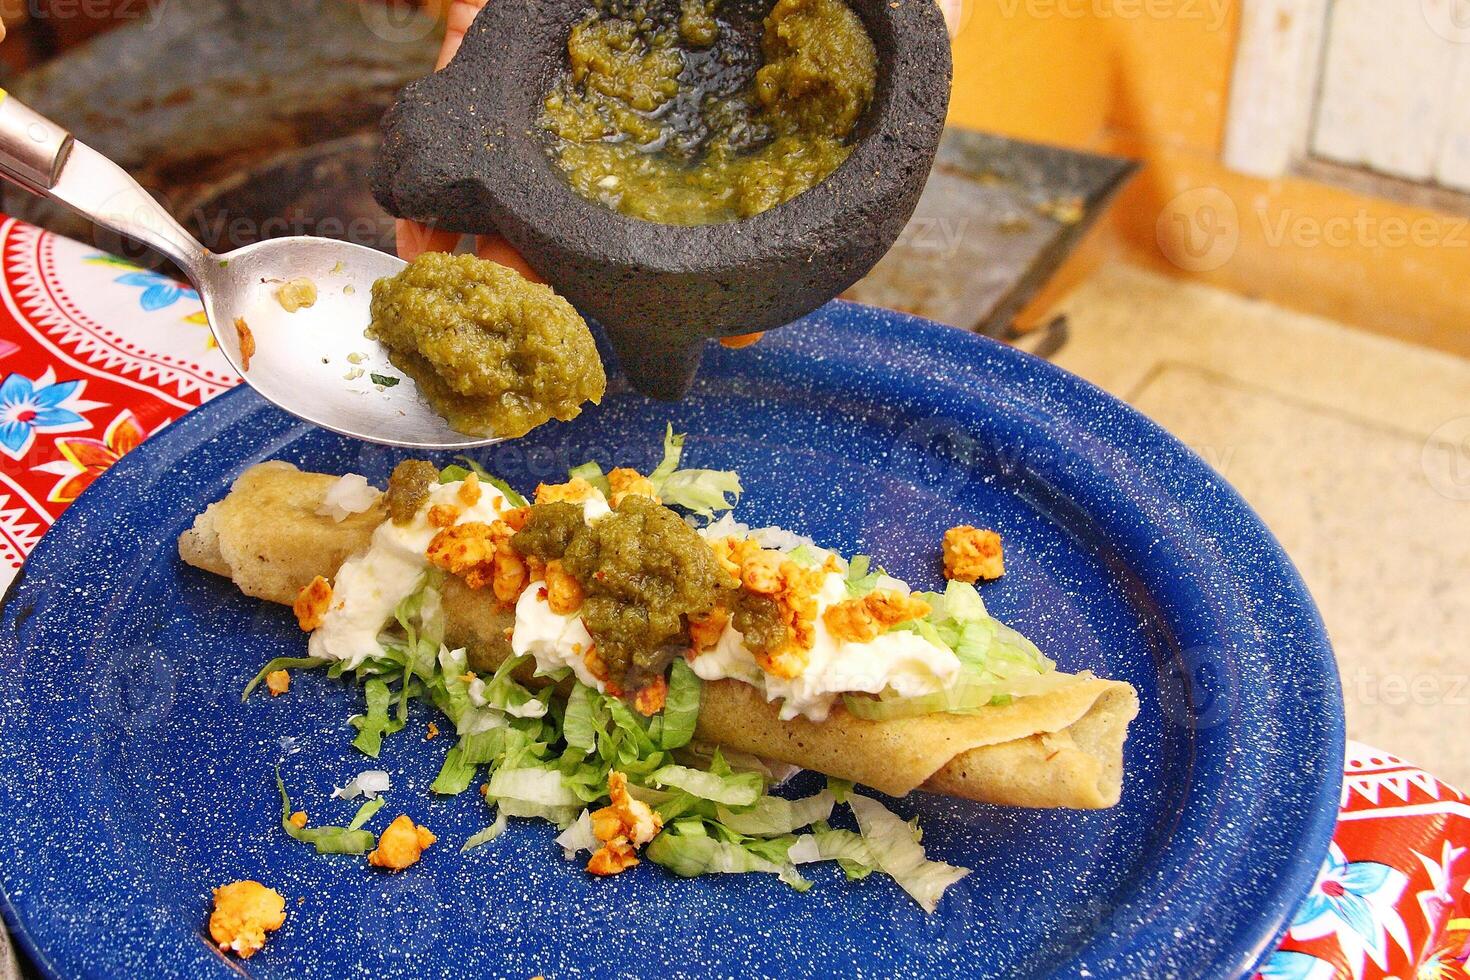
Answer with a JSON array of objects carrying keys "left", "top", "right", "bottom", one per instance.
[{"left": 0, "top": 88, "right": 211, "bottom": 283}]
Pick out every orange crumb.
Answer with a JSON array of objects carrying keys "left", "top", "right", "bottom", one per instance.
[
  {"left": 943, "top": 525, "right": 1005, "bottom": 582},
  {"left": 633, "top": 675, "right": 668, "bottom": 716},
  {"left": 233, "top": 317, "right": 256, "bottom": 371},
  {"left": 457, "top": 470, "right": 482, "bottom": 507},
  {"left": 367, "top": 815, "right": 437, "bottom": 871},
  {"left": 208, "top": 881, "right": 285, "bottom": 959},
  {"left": 586, "top": 771, "right": 662, "bottom": 876},
  {"left": 292, "top": 576, "right": 332, "bottom": 632},
  {"left": 427, "top": 503, "right": 461, "bottom": 527},
  {"left": 265, "top": 669, "right": 290, "bottom": 697}
]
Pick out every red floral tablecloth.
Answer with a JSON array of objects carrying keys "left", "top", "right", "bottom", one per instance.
[{"left": 0, "top": 216, "right": 1464, "bottom": 978}]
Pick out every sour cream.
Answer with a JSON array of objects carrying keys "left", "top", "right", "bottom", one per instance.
[
  {"left": 309, "top": 479, "right": 508, "bottom": 668},
  {"left": 318, "top": 480, "right": 960, "bottom": 722},
  {"left": 689, "top": 571, "right": 960, "bottom": 722},
  {"left": 515, "top": 516, "right": 961, "bottom": 721}
]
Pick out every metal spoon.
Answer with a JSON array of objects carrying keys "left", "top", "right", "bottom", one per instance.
[{"left": 0, "top": 89, "right": 496, "bottom": 450}]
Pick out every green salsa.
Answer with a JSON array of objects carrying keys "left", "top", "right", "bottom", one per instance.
[
  {"left": 541, "top": 0, "right": 877, "bottom": 225},
  {"left": 513, "top": 494, "right": 735, "bottom": 690},
  {"left": 731, "top": 590, "right": 788, "bottom": 655},
  {"left": 385, "top": 459, "right": 440, "bottom": 525},
  {"left": 367, "top": 252, "right": 606, "bottom": 439}
]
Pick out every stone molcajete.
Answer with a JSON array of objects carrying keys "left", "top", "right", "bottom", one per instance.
[{"left": 371, "top": 0, "right": 951, "bottom": 400}]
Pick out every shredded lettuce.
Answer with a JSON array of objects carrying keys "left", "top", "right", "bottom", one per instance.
[
  {"left": 646, "top": 822, "right": 809, "bottom": 890},
  {"left": 849, "top": 795, "right": 969, "bottom": 912},
  {"left": 349, "top": 678, "right": 404, "bottom": 757},
  {"left": 243, "top": 656, "right": 330, "bottom": 699},
  {"left": 659, "top": 659, "right": 701, "bottom": 750},
  {"left": 843, "top": 555, "right": 882, "bottom": 598},
  {"left": 791, "top": 824, "right": 880, "bottom": 880},
  {"left": 248, "top": 438, "right": 1003, "bottom": 910},
  {"left": 842, "top": 580, "right": 1059, "bottom": 719},
  {"left": 437, "top": 457, "right": 528, "bottom": 507},
  {"left": 650, "top": 764, "right": 764, "bottom": 807},
  {"left": 645, "top": 425, "right": 742, "bottom": 517},
  {"left": 276, "top": 767, "right": 382, "bottom": 855},
  {"left": 843, "top": 670, "right": 1078, "bottom": 721},
  {"left": 461, "top": 810, "right": 508, "bottom": 853},
  {"left": 716, "top": 790, "right": 835, "bottom": 835},
  {"left": 567, "top": 461, "right": 611, "bottom": 496},
  {"left": 554, "top": 809, "right": 597, "bottom": 858},
  {"left": 332, "top": 769, "right": 390, "bottom": 800}
]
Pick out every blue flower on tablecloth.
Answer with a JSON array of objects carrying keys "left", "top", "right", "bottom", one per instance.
[
  {"left": 112, "top": 270, "right": 198, "bottom": 311},
  {"left": 1256, "top": 950, "right": 1335, "bottom": 980},
  {"left": 0, "top": 369, "right": 102, "bottom": 460},
  {"left": 1289, "top": 842, "right": 1410, "bottom": 978}
]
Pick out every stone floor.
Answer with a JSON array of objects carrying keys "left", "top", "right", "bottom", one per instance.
[{"left": 1035, "top": 264, "right": 1470, "bottom": 790}]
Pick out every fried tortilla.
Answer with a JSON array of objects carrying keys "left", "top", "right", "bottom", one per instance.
[{"left": 180, "top": 462, "right": 1138, "bottom": 809}]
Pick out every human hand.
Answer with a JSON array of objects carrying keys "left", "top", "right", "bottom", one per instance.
[{"left": 394, "top": 0, "right": 541, "bottom": 282}]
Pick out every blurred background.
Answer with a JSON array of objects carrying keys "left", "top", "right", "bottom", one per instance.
[{"left": 0, "top": 0, "right": 1465, "bottom": 786}]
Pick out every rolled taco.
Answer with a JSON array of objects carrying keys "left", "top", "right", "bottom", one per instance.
[{"left": 181, "top": 459, "right": 1137, "bottom": 809}]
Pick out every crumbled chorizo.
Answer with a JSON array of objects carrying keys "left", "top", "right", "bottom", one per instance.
[
  {"left": 823, "top": 589, "right": 932, "bottom": 643},
  {"left": 607, "top": 467, "right": 659, "bottom": 507},
  {"left": 457, "top": 470, "right": 482, "bottom": 507},
  {"left": 535, "top": 477, "right": 597, "bottom": 505},
  {"left": 426, "top": 520, "right": 528, "bottom": 604},
  {"left": 715, "top": 541, "right": 827, "bottom": 677},
  {"left": 544, "top": 559, "right": 584, "bottom": 615},
  {"left": 864, "top": 589, "right": 932, "bottom": 628},
  {"left": 943, "top": 525, "right": 1005, "bottom": 582},
  {"left": 367, "top": 815, "right": 437, "bottom": 871},
  {"left": 707, "top": 536, "right": 759, "bottom": 579},
  {"left": 586, "top": 771, "right": 662, "bottom": 876},
  {"left": 265, "top": 669, "right": 291, "bottom": 697},
  {"left": 500, "top": 506, "right": 532, "bottom": 532},
  {"left": 822, "top": 597, "right": 881, "bottom": 643},
  {"left": 688, "top": 606, "right": 729, "bottom": 653},
  {"left": 208, "top": 881, "right": 286, "bottom": 959},
  {"left": 740, "top": 550, "right": 784, "bottom": 595},
  {"left": 584, "top": 644, "right": 622, "bottom": 695},
  {"left": 492, "top": 538, "right": 530, "bottom": 606},
  {"left": 427, "top": 503, "right": 461, "bottom": 528},
  {"left": 426, "top": 521, "right": 498, "bottom": 588},
  {"left": 632, "top": 675, "right": 668, "bottom": 716},
  {"left": 293, "top": 575, "right": 332, "bottom": 631}
]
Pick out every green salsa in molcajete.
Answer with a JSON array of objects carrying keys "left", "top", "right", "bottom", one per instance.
[
  {"left": 541, "top": 0, "right": 877, "bottom": 225},
  {"left": 367, "top": 252, "right": 606, "bottom": 439},
  {"left": 513, "top": 493, "right": 736, "bottom": 691}
]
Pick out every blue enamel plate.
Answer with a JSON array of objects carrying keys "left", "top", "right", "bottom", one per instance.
[{"left": 0, "top": 302, "right": 1343, "bottom": 979}]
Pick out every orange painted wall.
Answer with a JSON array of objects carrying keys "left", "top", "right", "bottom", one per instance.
[{"left": 946, "top": 0, "right": 1470, "bottom": 358}]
